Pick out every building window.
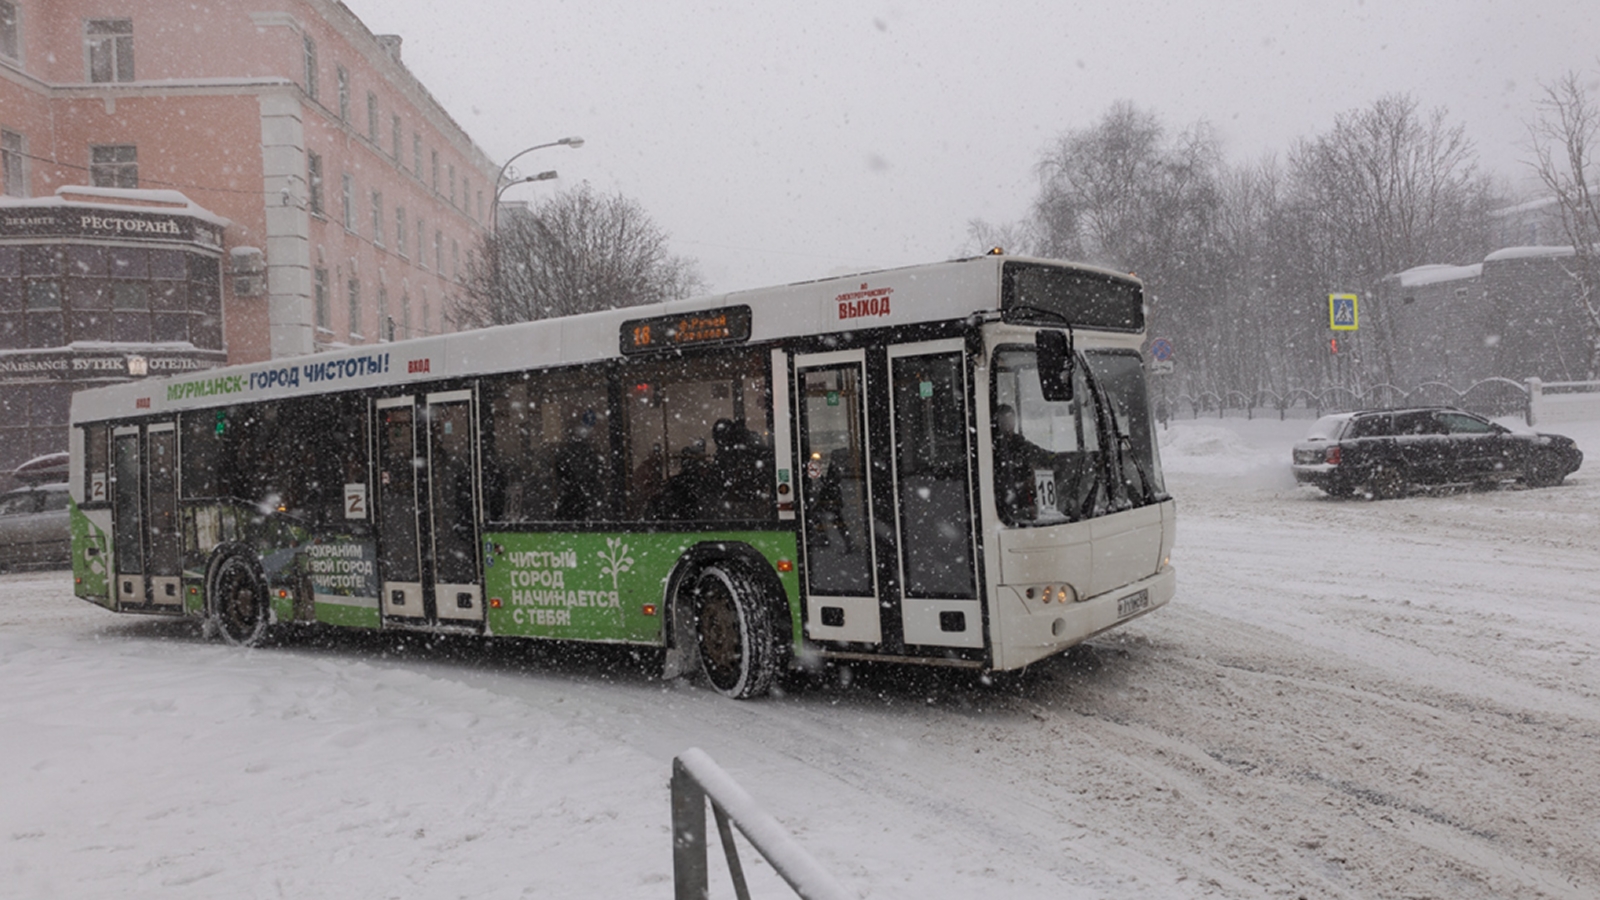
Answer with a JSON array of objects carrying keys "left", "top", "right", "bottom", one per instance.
[
  {"left": 366, "top": 92, "right": 378, "bottom": 143},
  {"left": 395, "top": 207, "right": 407, "bottom": 257},
  {"left": 451, "top": 239, "right": 459, "bottom": 282},
  {"left": 378, "top": 284, "right": 390, "bottom": 341},
  {"left": 89, "top": 145, "right": 137, "bottom": 188},
  {"left": 477, "top": 190, "right": 484, "bottom": 223},
  {"left": 448, "top": 164, "right": 456, "bottom": 205},
  {"left": 461, "top": 178, "right": 471, "bottom": 218},
  {"left": 401, "top": 290, "right": 412, "bottom": 338},
  {"left": 302, "top": 35, "right": 317, "bottom": 100},
  {"left": 412, "top": 134, "right": 421, "bottom": 177},
  {"left": 337, "top": 66, "right": 349, "bottom": 121},
  {"left": 314, "top": 267, "right": 329, "bottom": 332},
  {"left": 2, "top": 129, "right": 25, "bottom": 197},
  {"left": 86, "top": 19, "right": 134, "bottom": 83},
  {"left": 431, "top": 150, "right": 439, "bottom": 192},
  {"left": 416, "top": 218, "right": 425, "bottom": 266},
  {"left": 391, "top": 115, "right": 402, "bottom": 161},
  {"left": 306, "top": 151, "right": 324, "bottom": 216},
  {"left": 347, "top": 276, "right": 361, "bottom": 340},
  {"left": 434, "top": 230, "right": 443, "bottom": 272},
  {"left": 370, "top": 191, "right": 384, "bottom": 246},
  {"left": 1, "top": 1, "right": 19, "bottom": 62},
  {"left": 341, "top": 173, "right": 355, "bottom": 231},
  {"left": 422, "top": 294, "right": 431, "bottom": 337}
]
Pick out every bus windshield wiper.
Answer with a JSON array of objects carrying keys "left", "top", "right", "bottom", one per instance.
[{"left": 1004, "top": 304, "right": 1070, "bottom": 325}]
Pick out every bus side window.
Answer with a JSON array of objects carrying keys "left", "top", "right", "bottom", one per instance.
[
  {"left": 83, "top": 423, "right": 108, "bottom": 503},
  {"left": 483, "top": 370, "right": 612, "bottom": 523},
  {"left": 623, "top": 350, "right": 771, "bottom": 523}
]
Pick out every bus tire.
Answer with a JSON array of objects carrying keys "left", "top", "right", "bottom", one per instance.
[
  {"left": 691, "top": 563, "right": 777, "bottom": 699},
  {"left": 207, "top": 549, "right": 270, "bottom": 647}
]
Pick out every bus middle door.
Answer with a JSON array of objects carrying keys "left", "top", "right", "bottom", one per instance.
[{"left": 375, "top": 392, "right": 484, "bottom": 628}]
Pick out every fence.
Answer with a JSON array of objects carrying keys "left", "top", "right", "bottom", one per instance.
[
  {"left": 671, "top": 748, "right": 851, "bottom": 900},
  {"left": 1163, "top": 377, "right": 1538, "bottom": 424},
  {"left": 1527, "top": 378, "right": 1600, "bottom": 427}
]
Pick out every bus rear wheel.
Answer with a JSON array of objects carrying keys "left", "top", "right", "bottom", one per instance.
[
  {"left": 208, "top": 550, "right": 269, "bottom": 647},
  {"left": 692, "top": 564, "right": 777, "bottom": 699}
]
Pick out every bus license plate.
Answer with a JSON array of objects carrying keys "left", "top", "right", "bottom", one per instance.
[{"left": 1117, "top": 589, "right": 1150, "bottom": 619}]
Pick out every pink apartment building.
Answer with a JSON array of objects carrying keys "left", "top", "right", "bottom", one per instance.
[{"left": 0, "top": 0, "right": 500, "bottom": 474}]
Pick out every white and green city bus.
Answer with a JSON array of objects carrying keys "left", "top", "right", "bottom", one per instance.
[{"left": 67, "top": 254, "right": 1175, "bottom": 697}]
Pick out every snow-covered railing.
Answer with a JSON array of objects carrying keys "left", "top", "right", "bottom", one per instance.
[
  {"left": 1167, "top": 377, "right": 1537, "bottom": 423},
  {"left": 671, "top": 748, "right": 850, "bottom": 900}
]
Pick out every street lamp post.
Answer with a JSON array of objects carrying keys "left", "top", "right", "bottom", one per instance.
[
  {"left": 491, "top": 136, "right": 583, "bottom": 235},
  {"left": 487, "top": 137, "right": 583, "bottom": 316}
]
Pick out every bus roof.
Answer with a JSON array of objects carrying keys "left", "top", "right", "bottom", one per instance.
[{"left": 70, "top": 255, "right": 1140, "bottom": 423}]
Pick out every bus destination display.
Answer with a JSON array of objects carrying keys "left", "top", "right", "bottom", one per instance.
[{"left": 620, "top": 305, "right": 752, "bottom": 355}]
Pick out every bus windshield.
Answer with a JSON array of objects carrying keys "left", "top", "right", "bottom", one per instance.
[
  {"left": 991, "top": 347, "right": 1109, "bottom": 525},
  {"left": 992, "top": 346, "right": 1166, "bottom": 526},
  {"left": 1083, "top": 349, "right": 1166, "bottom": 499}
]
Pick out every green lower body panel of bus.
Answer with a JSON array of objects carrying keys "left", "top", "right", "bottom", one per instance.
[
  {"left": 69, "top": 501, "right": 112, "bottom": 608},
  {"left": 480, "top": 530, "right": 800, "bottom": 644}
]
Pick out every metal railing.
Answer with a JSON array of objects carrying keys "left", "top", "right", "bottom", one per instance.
[
  {"left": 671, "top": 748, "right": 851, "bottom": 900},
  {"left": 1162, "top": 377, "right": 1537, "bottom": 423}
]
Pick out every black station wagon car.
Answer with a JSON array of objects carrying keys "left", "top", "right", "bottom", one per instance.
[{"left": 1292, "top": 407, "right": 1583, "bottom": 499}]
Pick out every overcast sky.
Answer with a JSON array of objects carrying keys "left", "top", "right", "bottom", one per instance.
[{"left": 348, "top": 0, "right": 1600, "bottom": 294}]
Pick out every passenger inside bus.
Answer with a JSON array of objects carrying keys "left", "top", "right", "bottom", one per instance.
[
  {"left": 991, "top": 403, "right": 1049, "bottom": 520},
  {"left": 807, "top": 447, "right": 856, "bottom": 553},
  {"left": 551, "top": 412, "right": 606, "bottom": 519}
]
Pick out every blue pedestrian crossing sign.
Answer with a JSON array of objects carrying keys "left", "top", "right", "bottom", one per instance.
[{"left": 1329, "top": 293, "right": 1359, "bottom": 331}]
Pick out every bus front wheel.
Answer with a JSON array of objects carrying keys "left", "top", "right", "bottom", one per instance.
[
  {"left": 691, "top": 564, "right": 777, "bottom": 699},
  {"left": 208, "top": 550, "right": 270, "bottom": 647}
]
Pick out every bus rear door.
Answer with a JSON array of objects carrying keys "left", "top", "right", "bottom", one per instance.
[
  {"left": 374, "top": 391, "right": 484, "bottom": 628},
  {"left": 111, "top": 420, "right": 182, "bottom": 610}
]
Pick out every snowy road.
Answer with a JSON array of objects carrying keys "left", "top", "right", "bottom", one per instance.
[{"left": 3, "top": 417, "right": 1597, "bottom": 899}]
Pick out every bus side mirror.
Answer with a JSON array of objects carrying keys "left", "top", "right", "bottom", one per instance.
[{"left": 1036, "top": 330, "right": 1074, "bottom": 402}]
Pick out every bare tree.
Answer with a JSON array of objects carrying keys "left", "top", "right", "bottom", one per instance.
[
  {"left": 960, "top": 217, "right": 1038, "bottom": 257},
  {"left": 1285, "top": 94, "right": 1496, "bottom": 386},
  {"left": 454, "top": 183, "right": 704, "bottom": 329},
  {"left": 1526, "top": 70, "right": 1600, "bottom": 379},
  {"left": 1029, "top": 102, "right": 1228, "bottom": 391}
]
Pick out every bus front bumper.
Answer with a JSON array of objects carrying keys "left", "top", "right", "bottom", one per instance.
[{"left": 991, "top": 565, "right": 1175, "bottom": 671}]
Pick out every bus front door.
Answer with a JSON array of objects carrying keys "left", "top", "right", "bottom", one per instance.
[
  {"left": 375, "top": 392, "right": 484, "bottom": 628},
  {"left": 111, "top": 421, "right": 182, "bottom": 611},
  {"left": 794, "top": 350, "right": 883, "bottom": 646}
]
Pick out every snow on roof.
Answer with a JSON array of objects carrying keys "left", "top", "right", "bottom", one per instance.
[
  {"left": 1489, "top": 186, "right": 1600, "bottom": 218},
  {"left": 1396, "top": 263, "right": 1482, "bottom": 288},
  {"left": 0, "top": 187, "right": 230, "bottom": 228},
  {"left": 1483, "top": 245, "right": 1577, "bottom": 262}
]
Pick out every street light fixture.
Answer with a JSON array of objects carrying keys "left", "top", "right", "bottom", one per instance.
[{"left": 494, "top": 169, "right": 558, "bottom": 208}]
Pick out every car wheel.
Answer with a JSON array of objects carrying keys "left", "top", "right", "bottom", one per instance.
[
  {"left": 1324, "top": 480, "right": 1356, "bottom": 498},
  {"left": 691, "top": 563, "right": 778, "bottom": 699},
  {"left": 1523, "top": 452, "right": 1567, "bottom": 488},
  {"left": 1365, "top": 464, "right": 1408, "bottom": 500},
  {"left": 208, "top": 550, "right": 270, "bottom": 647}
]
